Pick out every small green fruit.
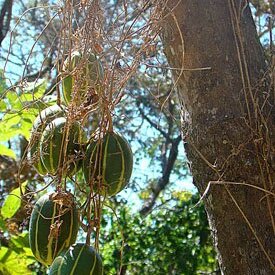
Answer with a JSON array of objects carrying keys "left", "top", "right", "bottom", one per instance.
[
  {"left": 40, "top": 117, "right": 86, "bottom": 176},
  {"left": 83, "top": 131, "right": 133, "bottom": 196},
  {"left": 61, "top": 51, "right": 104, "bottom": 105},
  {"left": 29, "top": 192, "right": 79, "bottom": 266},
  {"left": 49, "top": 243, "right": 103, "bottom": 275},
  {"left": 29, "top": 105, "right": 64, "bottom": 175}
]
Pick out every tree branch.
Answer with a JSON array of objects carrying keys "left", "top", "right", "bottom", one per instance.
[
  {"left": 0, "top": 0, "right": 13, "bottom": 46},
  {"left": 140, "top": 135, "right": 182, "bottom": 216},
  {"left": 13, "top": 65, "right": 51, "bottom": 86},
  {"left": 137, "top": 104, "right": 172, "bottom": 142}
]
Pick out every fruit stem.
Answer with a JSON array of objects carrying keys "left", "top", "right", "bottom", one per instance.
[
  {"left": 85, "top": 194, "right": 92, "bottom": 246},
  {"left": 107, "top": 111, "right": 113, "bottom": 133}
]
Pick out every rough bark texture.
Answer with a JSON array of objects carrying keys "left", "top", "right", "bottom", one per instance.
[{"left": 160, "top": 1, "right": 274, "bottom": 274}]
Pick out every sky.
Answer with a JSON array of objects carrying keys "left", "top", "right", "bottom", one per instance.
[{"left": 1, "top": 1, "right": 271, "bottom": 210}]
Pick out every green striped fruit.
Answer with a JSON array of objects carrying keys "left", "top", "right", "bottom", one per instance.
[
  {"left": 49, "top": 243, "right": 103, "bottom": 275},
  {"left": 29, "top": 192, "right": 79, "bottom": 266},
  {"left": 83, "top": 131, "right": 133, "bottom": 196},
  {"left": 62, "top": 51, "right": 104, "bottom": 105},
  {"left": 40, "top": 117, "right": 86, "bottom": 176},
  {"left": 29, "top": 105, "right": 64, "bottom": 175}
]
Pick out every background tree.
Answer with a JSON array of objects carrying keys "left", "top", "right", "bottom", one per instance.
[{"left": 101, "top": 193, "right": 218, "bottom": 275}]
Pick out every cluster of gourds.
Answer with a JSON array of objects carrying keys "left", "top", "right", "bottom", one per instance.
[{"left": 27, "top": 51, "right": 133, "bottom": 274}]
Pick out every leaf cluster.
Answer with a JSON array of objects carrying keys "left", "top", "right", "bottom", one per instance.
[{"left": 100, "top": 193, "right": 218, "bottom": 275}]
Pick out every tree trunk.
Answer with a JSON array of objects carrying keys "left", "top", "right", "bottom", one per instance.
[{"left": 160, "top": 1, "right": 275, "bottom": 274}]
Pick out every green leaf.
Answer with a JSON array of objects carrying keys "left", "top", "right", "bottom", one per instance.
[
  {"left": 6, "top": 91, "right": 22, "bottom": 110},
  {"left": 0, "top": 128, "right": 22, "bottom": 142},
  {"left": 20, "top": 122, "right": 32, "bottom": 140},
  {"left": 22, "top": 247, "right": 34, "bottom": 258},
  {"left": 0, "top": 107, "right": 38, "bottom": 141},
  {"left": 0, "top": 99, "right": 7, "bottom": 110},
  {"left": 0, "top": 144, "right": 16, "bottom": 159},
  {"left": 0, "top": 113, "right": 22, "bottom": 142},
  {"left": 10, "top": 232, "right": 29, "bottom": 249},
  {"left": 18, "top": 93, "right": 35, "bottom": 102},
  {"left": 21, "top": 79, "right": 47, "bottom": 99},
  {"left": 1, "top": 182, "right": 27, "bottom": 219},
  {"left": 0, "top": 246, "right": 10, "bottom": 262},
  {"left": 1, "top": 113, "right": 21, "bottom": 128},
  {"left": 0, "top": 246, "right": 34, "bottom": 275},
  {"left": 0, "top": 216, "right": 6, "bottom": 230},
  {"left": 18, "top": 108, "right": 38, "bottom": 140},
  {"left": 172, "top": 190, "right": 192, "bottom": 201}
]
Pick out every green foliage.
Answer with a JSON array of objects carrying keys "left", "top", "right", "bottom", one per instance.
[
  {"left": 0, "top": 144, "right": 16, "bottom": 159},
  {"left": 101, "top": 193, "right": 218, "bottom": 275},
  {"left": 0, "top": 216, "right": 6, "bottom": 230},
  {"left": 0, "top": 232, "right": 36, "bottom": 275},
  {"left": 0, "top": 78, "right": 48, "bottom": 159},
  {"left": 1, "top": 182, "right": 27, "bottom": 219}
]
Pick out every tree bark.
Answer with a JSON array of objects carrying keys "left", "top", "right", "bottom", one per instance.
[{"left": 160, "top": 1, "right": 274, "bottom": 274}]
